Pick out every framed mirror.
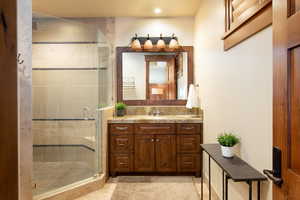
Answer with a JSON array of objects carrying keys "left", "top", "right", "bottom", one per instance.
[{"left": 117, "top": 46, "right": 193, "bottom": 105}]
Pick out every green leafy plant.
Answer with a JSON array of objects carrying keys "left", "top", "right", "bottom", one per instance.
[
  {"left": 115, "top": 102, "right": 126, "bottom": 111},
  {"left": 217, "top": 133, "right": 240, "bottom": 147}
]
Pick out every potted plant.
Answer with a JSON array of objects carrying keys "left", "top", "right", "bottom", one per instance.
[
  {"left": 217, "top": 133, "right": 240, "bottom": 158},
  {"left": 115, "top": 102, "right": 126, "bottom": 117}
]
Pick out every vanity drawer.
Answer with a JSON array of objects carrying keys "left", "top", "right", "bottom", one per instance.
[
  {"left": 110, "top": 153, "right": 133, "bottom": 172},
  {"left": 177, "top": 124, "right": 202, "bottom": 135},
  {"left": 177, "top": 154, "right": 200, "bottom": 173},
  {"left": 110, "top": 124, "right": 133, "bottom": 135},
  {"left": 110, "top": 135, "right": 133, "bottom": 153},
  {"left": 135, "top": 124, "right": 176, "bottom": 135},
  {"left": 177, "top": 135, "right": 201, "bottom": 153}
]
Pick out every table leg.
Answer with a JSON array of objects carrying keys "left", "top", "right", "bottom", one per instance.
[
  {"left": 248, "top": 181, "right": 252, "bottom": 200},
  {"left": 209, "top": 156, "right": 211, "bottom": 200},
  {"left": 257, "top": 181, "right": 261, "bottom": 200},
  {"left": 201, "top": 152, "right": 204, "bottom": 200},
  {"left": 225, "top": 175, "right": 229, "bottom": 200},
  {"left": 222, "top": 171, "right": 225, "bottom": 200}
]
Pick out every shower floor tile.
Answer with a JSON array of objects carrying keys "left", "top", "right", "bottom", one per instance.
[{"left": 33, "top": 161, "right": 95, "bottom": 196}]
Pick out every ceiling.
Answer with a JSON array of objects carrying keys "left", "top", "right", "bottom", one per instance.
[{"left": 32, "top": 0, "right": 200, "bottom": 18}]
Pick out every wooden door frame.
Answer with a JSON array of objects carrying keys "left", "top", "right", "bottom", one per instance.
[
  {"left": 273, "top": 0, "right": 300, "bottom": 199},
  {"left": 0, "top": 0, "right": 32, "bottom": 199},
  {"left": 273, "top": 0, "right": 287, "bottom": 199},
  {"left": 145, "top": 55, "right": 177, "bottom": 100}
]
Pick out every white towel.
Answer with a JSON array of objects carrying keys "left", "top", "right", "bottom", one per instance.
[{"left": 186, "top": 84, "right": 198, "bottom": 109}]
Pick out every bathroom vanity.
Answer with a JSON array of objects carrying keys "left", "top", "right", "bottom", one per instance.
[
  {"left": 108, "top": 115, "right": 203, "bottom": 177},
  {"left": 109, "top": 46, "right": 202, "bottom": 177}
]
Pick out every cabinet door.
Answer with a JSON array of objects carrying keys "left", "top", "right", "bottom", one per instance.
[
  {"left": 177, "top": 135, "right": 200, "bottom": 153},
  {"left": 134, "top": 135, "right": 155, "bottom": 172},
  {"left": 110, "top": 153, "right": 133, "bottom": 173},
  {"left": 155, "top": 135, "right": 177, "bottom": 172},
  {"left": 110, "top": 135, "right": 133, "bottom": 153},
  {"left": 177, "top": 154, "right": 200, "bottom": 173},
  {"left": 135, "top": 124, "right": 175, "bottom": 135},
  {"left": 177, "top": 124, "right": 202, "bottom": 135},
  {"left": 110, "top": 124, "right": 133, "bottom": 135}
]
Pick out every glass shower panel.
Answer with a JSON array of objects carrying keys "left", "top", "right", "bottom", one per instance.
[{"left": 32, "top": 14, "right": 112, "bottom": 196}]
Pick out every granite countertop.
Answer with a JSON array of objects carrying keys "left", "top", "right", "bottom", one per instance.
[{"left": 108, "top": 115, "right": 203, "bottom": 124}]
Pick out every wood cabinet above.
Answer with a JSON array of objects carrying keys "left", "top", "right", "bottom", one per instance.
[{"left": 223, "top": 0, "right": 272, "bottom": 50}]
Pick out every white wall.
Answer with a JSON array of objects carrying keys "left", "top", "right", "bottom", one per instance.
[
  {"left": 115, "top": 17, "right": 194, "bottom": 46},
  {"left": 194, "top": 0, "right": 273, "bottom": 200}
]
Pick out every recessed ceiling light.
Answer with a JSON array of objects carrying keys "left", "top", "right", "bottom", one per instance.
[{"left": 154, "top": 8, "right": 162, "bottom": 14}]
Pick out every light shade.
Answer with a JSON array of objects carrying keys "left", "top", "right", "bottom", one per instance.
[
  {"left": 131, "top": 34, "right": 141, "bottom": 50},
  {"left": 156, "top": 34, "right": 166, "bottom": 49},
  {"left": 144, "top": 34, "right": 153, "bottom": 50},
  {"left": 169, "top": 34, "right": 179, "bottom": 49}
]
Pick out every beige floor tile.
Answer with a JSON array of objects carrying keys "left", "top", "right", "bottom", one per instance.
[
  {"left": 75, "top": 176, "right": 219, "bottom": 200},
  {"left": 193, "top": 177, "right": 219, "bottom": 200},
  {"left": 75, "top": 180, "right": 117, "bottom": 200}
]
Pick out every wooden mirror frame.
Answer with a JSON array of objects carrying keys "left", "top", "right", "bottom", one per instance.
[{"left": 116, "top": 46, "right": 194, "bottom": 106}]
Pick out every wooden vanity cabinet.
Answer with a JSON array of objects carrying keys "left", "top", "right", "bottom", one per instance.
[{"left": 109, "top": 123, "right": 202, "bottom": 177}]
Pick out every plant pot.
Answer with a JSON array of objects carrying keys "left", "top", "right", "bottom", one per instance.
[
  {"left": 116, "top": 109, "right": 125, "bottom": 117},
  {"left": 221, "top": 145, "right": 234, "bottom": 158}
]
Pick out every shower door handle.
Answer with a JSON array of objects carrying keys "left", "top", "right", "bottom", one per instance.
[{"left": 32, "top": 183, "right": 37, "bottom": 189}]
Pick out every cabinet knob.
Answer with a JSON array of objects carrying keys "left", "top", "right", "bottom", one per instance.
[
  {"left": 151, "top": 139, "right": 155, "bottom": 142},
  {"left": 156, "top": 139, "right": 160, "bottom": 142}
]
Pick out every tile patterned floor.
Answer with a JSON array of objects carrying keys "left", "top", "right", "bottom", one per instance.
[{"left": 75, "top": 176, "right": 219, "bottom": 200}]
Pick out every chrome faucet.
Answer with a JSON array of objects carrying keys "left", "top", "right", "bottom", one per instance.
[{"left": 150, "top": 108, "right": 161, "bottom": 116}]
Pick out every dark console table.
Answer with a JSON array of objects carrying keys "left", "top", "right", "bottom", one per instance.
[{"left": 200, "top": 144, "right": 267, "bottom": 200}]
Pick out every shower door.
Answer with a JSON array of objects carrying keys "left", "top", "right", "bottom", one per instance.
[{"left": 32, "top": 14, "right": 112, "bottom": 196}]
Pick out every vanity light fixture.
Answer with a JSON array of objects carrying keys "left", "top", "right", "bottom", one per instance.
[
  {"left": 156, "top": 34, "right": 166, "bottom": 49},
  {"left": 169, "top": 33, "right": 179, "bottom": 50},
  {"left": 131, "top": 33, "right": 142, "bottom": 50},
  {"left": 144, "top": 34, "right": 153, "bottom": 50},
  {"left": 130, "top": 34, "right": 180, "bottom": 50}
]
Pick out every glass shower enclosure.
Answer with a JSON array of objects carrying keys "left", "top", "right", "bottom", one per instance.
[{"left": 32, "top": 14, "right": 113, "bottom": 196}]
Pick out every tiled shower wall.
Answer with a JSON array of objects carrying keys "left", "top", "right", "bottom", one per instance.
[
  {"left": 32, "top": 17, "right": 115, "bottom": 120},
  {"left": 32, "top": 17, "right": 115, "bottom": 168}
]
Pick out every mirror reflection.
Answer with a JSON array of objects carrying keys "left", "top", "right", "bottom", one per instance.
[{"left": 122, "top": 52, "right": 188, "bottom": 101}]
